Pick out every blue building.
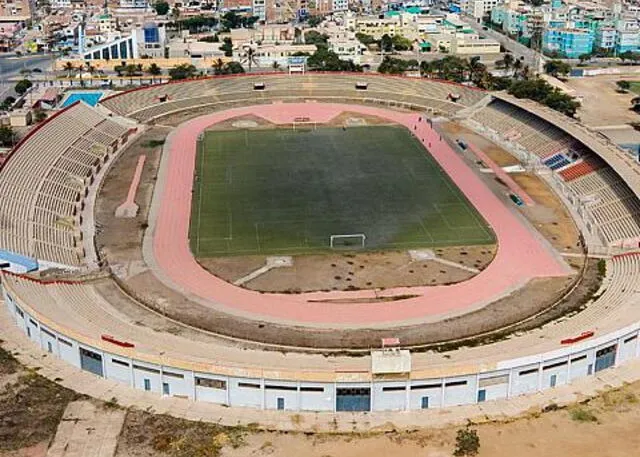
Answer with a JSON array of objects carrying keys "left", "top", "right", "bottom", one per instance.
[{"left": 543, "top": 28, "right": 594, "bottom": 58}]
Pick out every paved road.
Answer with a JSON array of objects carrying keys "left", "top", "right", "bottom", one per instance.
[
  {"left": 457, "top": 13, "right": 543, "bottom": 71},
  {"left": 0, "top": 53, "right": 53, "bottom": 101}
]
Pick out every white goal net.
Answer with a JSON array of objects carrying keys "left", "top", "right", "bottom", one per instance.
[
  {"left": 330, "top": 234, "right": 366, "bottom": 249},
  {"left": 292, "top": 117, "right": 317, "bottom": 131}
]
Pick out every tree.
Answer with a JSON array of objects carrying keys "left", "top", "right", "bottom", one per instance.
[
  {"left": 14, "top": 79, "right": 32, "bottom": 95},
  {"left": 453, "top": 427, "right": 480, "bottom": 457},
  {"left": 304, "top": 30, "right": 329, "bottom": 47},
  {"left": 153, "top": 1, "right": 170, "bottom": 15},
  {"left": 211, "top": 58, "right": 225, "bottom": 74},
  {"left": 221, "top": 37, "right": 233, "bottom": 57},
  {"left": 307, "top": 15, "right": 323, "bottom": 27},
  {"left": 619, "top": 51, "right": 640, "bottom": 64},
  {"left": 146, "top": 63, "right": 162, "bottom": 83},
  {"left": 391, "top": 34, "right": 412, "bottom": 51},
  {"left": 221, "top": 11, "right": 258, "bottom": 30},
  {"left": 500, "top": 52, "right": 514, "bottom": 72},
  {"left": 212, "top": 60, "right": 245, "bottom": 75},
  {"left": 239, "top": 46, "right": 259, "bottom": 71},
  {"left": 467, "top": 56, "right": 486, "bottom": 83},
  {"left": 221, "top": 11, "right": 242, "bottom": 29},
  {"left": 147, "top": 63, "right": 162, "bottom": 76},
  {"left": 578, "top": 53, "right": 591, "bottom": 65},
  {"left": 617, "top": 80, "right": 631, "bottom": 92},
  {"left": 512, "top": 58, "right": 523, "bottom": 75},
  {"left": 33, "top": 108, "right": 47, "bottom": 123},
  {"left": 63, "top": 61, "right": 75, "bottom": 78},
  {"left": 378, "top": 56, "right": 410, "bottom": 74},
  {"left": 355, "top": 33, "right": 377, "bottom": 47},
  {"left": 508, "top": 77, "right": 580, "bottom": 117},
  {"left": 121, "top": 64, "right": 139, "bottom": 83},
  {"left": 306, "top": 47, "right": 362, "bottom": 72},
  {"left": 224, "top": 61, "right": 245, "bottom": 74},
  {"left": 0, "top": 96, "right": 16, "bottom": 111},
  {"left": 543, "top": 89, "right": 581, "bottom": 117},
  {"left": 544, "top": 59, "right": 572, "bottom": 78},
  {"left": 168, "top": 63, "right": 197, "bottom": 80},
  {"left": 0, "top": 125, "right": 16, "bottom": 147},
  {"left": 171, "top": 7, "right": 180, "bottom": 24},
  {"left": 380, "top": 34, "right": 393, "bottom": 53}
]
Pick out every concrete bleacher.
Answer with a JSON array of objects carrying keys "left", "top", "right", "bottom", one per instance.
[
  {"left": 101, "top": 74, "right": 484, "bottom": 121},
  {"left": 0, "top": 102, "right": 130, "bottom": 269},
  {"left": 469, "top": 98, "right": 640, "bottom": 247},
  {"left": 470, "top": 99, "right": 581, "bottom": 159},
  {"left": 565, "top": 166, "right": 640, "bottom": 245}
]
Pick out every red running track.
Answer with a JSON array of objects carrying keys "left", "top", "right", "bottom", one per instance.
[{"left": 151, "top": 103, "right": 571, "bottom": 325}]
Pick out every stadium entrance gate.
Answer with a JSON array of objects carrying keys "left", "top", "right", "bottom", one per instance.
[
  {"left": 336, "top": 387, "right": 371, "bottom": 411},
  {"left": 80, "top": 347, "right": 104, "bottom": 377}
]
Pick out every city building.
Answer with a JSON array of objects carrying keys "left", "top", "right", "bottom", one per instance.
[
  {"left": 119, "top": 0, "right": 148, "bottom": 8},
  {"left": 0, "top": 0, "right": 31, "bottom": 19},
  {"left": 543, "top": 27, "right": 594, "bottom": 57}
]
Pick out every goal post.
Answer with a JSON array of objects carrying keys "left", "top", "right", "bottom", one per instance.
[
  {"left": 292, "top": 118, "right": 317, "bottom": 131},
  {"left": 330, "top": 234, "right": 366, "bottom": 249}
]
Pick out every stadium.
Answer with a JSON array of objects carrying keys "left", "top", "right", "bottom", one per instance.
[{"left": 1, "top": 72, "right": 640, "bottom": 415}]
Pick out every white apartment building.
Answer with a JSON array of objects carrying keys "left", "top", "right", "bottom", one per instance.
[
  {"left": 465, "top": 0, "right": 504, "bottom": 20},
  {"left": 119, "top": 0, "right": 149, "bottom": 8}
]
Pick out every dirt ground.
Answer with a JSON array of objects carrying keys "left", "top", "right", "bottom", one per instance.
[
  {"left": 563, "top": 75, "right": 640, "bottom": 127},
  {"left": 219, "top": 381, "right": 640, "bottom": 457},
  {"left": 0, "top": 346, "right": 77, "bottom": 457},
  {"left": 95, "top": 126, "right": 169, "bottom": 264},
  {"left": 111, "top": 376, "right": 640, "bottom": 457},
  {"left": 201, "top": 246, "right": 496, "bottom": 293},
  {"left": 441, "top": 122, "right": 520, "bottom": 168},
  {"left": 513, "top": 173, "right": 582, "bottom": 254},
  {"left": 441, "top": 122, "right": 582, "bottom": 255}
]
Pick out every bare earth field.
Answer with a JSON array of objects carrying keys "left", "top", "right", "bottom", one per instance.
[
  {"left": 0, "top": 346, "right": 77, "bottom": 457},
  {"left": 218, "top": 381, "right": 640, "bottom": 457},
  {"left": 563, "top": 75, "right": 640, "bottom": 127},
  {"left": 202, "top": 245, "right": 496, "bottom": 293}
]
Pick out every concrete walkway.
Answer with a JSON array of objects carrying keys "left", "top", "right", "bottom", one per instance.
[
  {"left": 46, "top": 401, "right": 125, "bottom": 457},
  {"left": 2, "top": 304, "right": 640, "bottom": 433}
]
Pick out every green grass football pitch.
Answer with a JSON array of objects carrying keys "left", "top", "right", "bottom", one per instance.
[{"left": 190, "top": 125, "right": 495, "bottom": 257}]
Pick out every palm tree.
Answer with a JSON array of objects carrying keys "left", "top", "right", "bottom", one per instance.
[
  {"left": 512, "top": 58, "right": 522, "bottom": 77},
  {"left": 239, "top": 45, "right": 259, "bottom": 72},
  {"left": 467, "top": 56, "right": 484, "bottom": 82},
  {"left": 147, "top": 63, "right": 162, "bottom": 83},
  {"left": 211, "top": 58, "right": 224, "bottom": 75},
  {"left": 124, "top": 64, "right": 138, "bottom": 84},
  {"left": 172, "top": 7, "right": 181, "bottom": 34},
  {"left": 63, "top": 61, "right": 75, "bottom": 78},
  {"left": 501, "top": 53, "right": 514, "bottom": 73}
]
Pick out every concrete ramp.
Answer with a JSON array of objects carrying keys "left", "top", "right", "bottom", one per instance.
[{"left": 46, "top": 400, "right": 125, "bottom": 457}]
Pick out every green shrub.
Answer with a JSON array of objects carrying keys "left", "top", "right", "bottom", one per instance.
[
  {"left": 597, "top": 259, "right": 607, "bottom": 278},
  {"left": 453, "top": 427, "right": 480, "bottom": 456},
  {"left": 569, "top": 407, "right": 598, "bottom": 422}
]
